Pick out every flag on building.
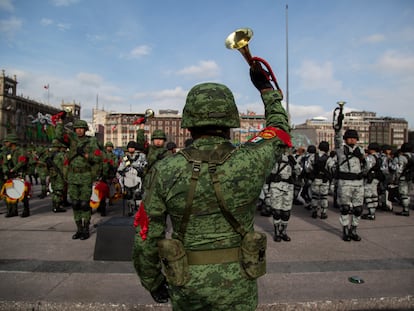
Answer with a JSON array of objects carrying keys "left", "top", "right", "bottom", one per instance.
[{"left": 44, "top": 84, "right": 49, "bottom": 90}]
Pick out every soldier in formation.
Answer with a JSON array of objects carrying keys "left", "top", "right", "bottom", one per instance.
[
  {"left": 46, "top": 139, "right": 68, "bottom": 213},
  {"left": 54, "top": 119, "right": 103, "bottom": 240},
  {"left": 132, "top": 63, "right": 291, "bottom": 310},
  {"left": 335, "top": 129, "right": 366, "bottom": 241},
  {"left": 304, "top": 141, "right": 335, "bottom": 219},
  {"left": 1, "top": 133, "right": 30, "bottom": 218}
]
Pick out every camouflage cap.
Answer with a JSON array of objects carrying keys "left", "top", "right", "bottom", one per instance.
[
  {"left": 105, "top": 141, "right": 114, "bottom": 148},
  {"left": 73, "top": 119, "right": 89, "bottom": 129},
  {"left": 3, "top": 133, "right": 19, "bottom": 144},
  {"left": 151, "top": 129, "right": 167, "bottom": 140},
  {"left": 181, "top": 82, "right": 240, "bottom": 129}
]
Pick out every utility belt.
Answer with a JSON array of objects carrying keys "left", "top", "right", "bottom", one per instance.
[
  {"left": 158, "top": 232, "right": 266, "bottom": 286},
  {"left": 187, "top": 247, "right": 239, "bottom": 265},
  {"left": 269, "top": 173, "right": 294, "bottom": 184},
  {"left": 337, "top": 172, "right": 363, "bottom": 180}
]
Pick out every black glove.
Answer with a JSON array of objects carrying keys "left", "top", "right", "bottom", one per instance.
[
  {"left": 76, "top": 146, "right": 85, "bottom": 157},
  {"left": 150, "top": 280, "right": 169, "bottom": 303},
  {"left": 352, "top": 147, "right": 363, "bottom": 159},
  {"left": 287, "top": 155, "right": 296, "bottom": 167},
  {"left": 250, "top": 62, "right": 273, "bottom": 91}
]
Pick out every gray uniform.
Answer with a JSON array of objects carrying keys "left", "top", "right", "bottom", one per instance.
[
  {"left": 393, "top": 151, "right": 413, "bottom": 215},
  {"left": 335, "top": 131, "right": 365, "bottom": 240}
]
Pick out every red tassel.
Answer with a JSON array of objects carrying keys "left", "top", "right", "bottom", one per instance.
[{"left": 134, "top": 201, "right": 149, "bottom": 241}]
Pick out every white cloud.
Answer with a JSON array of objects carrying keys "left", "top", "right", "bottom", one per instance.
[
  {"left": 40, "top": 18, "right": 53, "bottom": 26},
  {"left": 57, "top": 22, "right": 70, "bottom": 31},
  {"left": 76, "top": 72, "right": 103, "bottom": 86},
  {"left": 123, "top": 45, "right": 151, "bottom": 59},
  {"left": 375, "top": 50, "right": 414, "bottom": 73},
  {"left": 361, "top": 33, "right": 385, "bottom": 44},
  {"left": 50, "top": 0, "right": 80, "bottom": 7},
  {"left": 0, "top": 16, "right": 22, "bottom": 39},
  {"left": 296, "top": 60, "right": 343, "bottom": 93},
  {"left": 176, "top": 60, "right": 220, "bottom": 79},
  {"left": 0, "top": 0, "right": 14, "bottom": 12}
]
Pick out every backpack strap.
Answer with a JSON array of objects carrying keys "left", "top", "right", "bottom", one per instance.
[{"left": 177, "top": 142, "right": 244, "bottom": 241}]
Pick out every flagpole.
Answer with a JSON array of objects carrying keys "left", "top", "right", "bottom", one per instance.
[{"left": 285, "top": 4, "right": 290, "bottom": 124}]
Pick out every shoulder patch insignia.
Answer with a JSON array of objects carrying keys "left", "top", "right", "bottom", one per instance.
[{"left": 247, "top": 126, "right": 292, "bottom": 147}]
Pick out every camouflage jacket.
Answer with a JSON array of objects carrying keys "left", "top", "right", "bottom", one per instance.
[
  {"left": 2, "top": 145, "right": 28, "bottom": 178},
  {"left": 133, "top": 89, "right": 290, "bottom": 292}
]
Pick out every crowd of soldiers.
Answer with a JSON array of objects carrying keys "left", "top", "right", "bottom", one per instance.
[
  {"left": 258, "top": 131, "right": 414, "bottom": 242},
  {"left": 0, "top": 117, "right": 177, "bottom": 241}
]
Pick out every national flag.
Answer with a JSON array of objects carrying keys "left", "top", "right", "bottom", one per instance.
[
  {"left": 44, "top": 84, "right": 49, "bottom": 90},
  {"left": 111, "top": 125, "right": 117, "bottom": 131}
]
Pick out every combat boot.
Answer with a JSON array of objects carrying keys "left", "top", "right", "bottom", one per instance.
[
  {"left": 20, "top": 206, "right": 30, "bottom": 218},
  {"left": 311, "top": 208, "right": 318, "bottom": 218},
  {"left": 273, "top": 224, "right": 281, "bottom": 242},
  {"left": 72, "top": 220, "right": 83, "bottom": 239},
  {"left": 320, "top": 210, "right": 328, "bottom": 219},
  {"left": 53, "top": 201, "right": 66, "bottom": 213},
  {"left": 342, "top": 226, "right": 351, "bottom": 242},
  {"left": 361, "top": 213, "right": 375, "bottom": 220},
  {"left": 350, "top": 226, "right": 361, "bottom": 241},
  {"left": 395, "top": 210, "right": 410, "bottom": 216},
  {"left": 279, "top": 224, "right": 291, "bottom": 242},
  {"left": 80, "top": 220, "right": 90, "bottom": 240}
]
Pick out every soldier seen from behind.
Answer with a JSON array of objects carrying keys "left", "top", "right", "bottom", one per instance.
[
  {"left": 132, "top": 62, "right": 291, "bottom": 310},
  {"left": 54, "top": 118, "right": 103, "bottom": 240}
]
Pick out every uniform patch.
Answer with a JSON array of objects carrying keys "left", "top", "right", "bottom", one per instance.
[{"left": 247, "top": 126, "right": 292, "bottom": 147}]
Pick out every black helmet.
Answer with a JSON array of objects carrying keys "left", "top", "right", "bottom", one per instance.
[
  {"left": 343, "top": 129, "right": 359, "bottom": 140},
  {"left": 127, "top": 141, "right": 137, "bottom": 149},
  {"left": 368, "top": 142, "right": 380, "bottom": 152},
  {"left": 307, "top": 145, "right": 316, "bottom": 153},
  {"left": 400, "top": 142, "right": 413, "bottom": 153},
  {"left": 318, "top": 141, "right": 330, "bottom": 152}
]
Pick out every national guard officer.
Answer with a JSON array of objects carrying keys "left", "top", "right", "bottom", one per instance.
[
  {"left": 335, "top": 129, "right": 366, "bottom": 241},
  {"left": 393, "top": 142, "right": 413, "bottom": 216},
  {"left": 305, "top": 141, "right": 335, "bottom": 219},
  {"left": 132, "top": 63, "right": 291, "bottom": 310},
  {"left": 2, "top": 133, "right": 30, "bottom": 218},
  {"left": 267, "top": 150, "right": 301, "bottom": 242},
  {"left": 46, "top": 139, "right": 68, "bottom": 213},
  {"left": 54, "top": 119, "right": 103, "bottom": 240},
  {"left": 361, "top": 142, "right": 384, "bottom": 220}
]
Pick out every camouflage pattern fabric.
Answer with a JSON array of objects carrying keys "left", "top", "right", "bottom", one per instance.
[
  {"left": 47, "top": 147, "right": 67, "bottom": 205},
  {"left": 132, "top": 89, "right": 290, "bottom": 310}
]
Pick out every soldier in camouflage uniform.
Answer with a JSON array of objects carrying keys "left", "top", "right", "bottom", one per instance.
[
  {"left": 267, "top": 150, "right": 301, "bottom": 242},
  {"left": 35, "top": 145, "right": 50, "bottom": 199},
  {"left": 55, "top": 119, "right": 103, "bottom": 240},
  {"left": 46, "top": 139, "right": 68, "bottom": 213},
  {"left": 335, "top": 129, "right": 366, "bottom": 241},
  {"left": 304, "top": 141, "right": 335, "bottom": 219},
  {"left": 132, "top": 64, "right": 291, "bottom": 310},
  {"left": 98, "top": 141, "right": 119, "bottom": 216},
  {"left": 1, "top": 133, "right": 30, "bottom": 217},
  {"left": 393, "top": 142, "right": 413, "bottom": 216},
  {"left": 361, "top": 142, "right": 384, "bottom": 220}
]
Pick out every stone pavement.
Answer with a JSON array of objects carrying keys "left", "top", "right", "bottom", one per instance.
[{"left": 0, "top": 184, "right": 413, "bottom": 310}]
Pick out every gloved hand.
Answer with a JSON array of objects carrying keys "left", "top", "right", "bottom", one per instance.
[
  {"left": 288, "top": 155, "right": 296, "bottom": 166},
  {"left": 150, "top": 279, "right": 169, "bottom": 303},
  {"left": 250, "top": 62, "right": 273, "bottom": 91},
  {"left": 76, "top": 146, "right": 85, "bottom": 157},
  {"left": 352, "top": 147, "right": 364, "bottom": 159}
]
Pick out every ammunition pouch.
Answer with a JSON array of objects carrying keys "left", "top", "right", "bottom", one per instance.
[
  {"left": 240, "top": 231, "right": 267, "bottom": 280},
  {"left": 158, "top": 238, "right": 190, "bottom": 286}
]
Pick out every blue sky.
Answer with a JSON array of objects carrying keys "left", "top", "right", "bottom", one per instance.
[{"left": 1, "top": 0, "right": 414, "bottom": 129}]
